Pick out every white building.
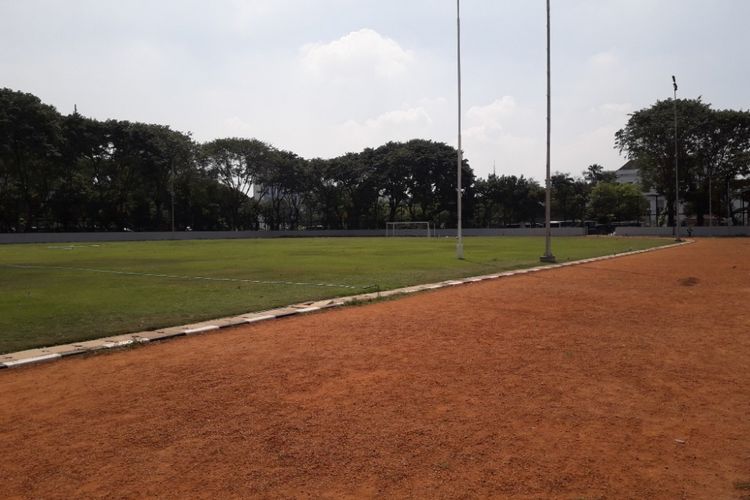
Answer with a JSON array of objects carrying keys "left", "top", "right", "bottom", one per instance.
[{"left": 613, "top": 160, "right": 747, "bottom": 226}]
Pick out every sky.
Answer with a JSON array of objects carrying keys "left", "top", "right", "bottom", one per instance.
[{"left": 2, "top": 0, "right": 749, "bottom": 181}]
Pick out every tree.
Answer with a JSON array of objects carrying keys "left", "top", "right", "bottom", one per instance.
[
  {"left": 550, "top": 172, "right": 575, "bottom": 221},
  {"left": 583, "top": 164, "right": 616, "bottom": 185},
  {"left": 472, "top": 174, "right": 544, "bottom": 227},
  {"left": 399, "top": 139, "right": 473, "bottom": 226},
  {"left": 473, "top": 175, "right": 500, "bottom": 227},
  {"left": 615, "top": 98, "right": 712, "bottom": 225},
  {"left": 312, "top": 158, "right": 349, "bottom": 229},
  {"left": 510, "top": 176, "right": 544, "bottom": 226},
  {"left": 569, "top": 178, "right": 591, "bottom": 223},
  {"left": 588, "top": 182, "right": 648, "bottom": 223},
  {"left": 373, "top": 142, "right": 410, "bottom": 222},
  {"left": 348, "top": 148, "right": 383, "bottom": 229},
  {"left": 202, "top": 138, "right": 271, "bottom": 230},
  {"left": 694, "top": 109, "right": 750, "bottom": 225},
  {"left": 257, "top": 148, "right": 306, "bottom": 230},
  {"left": 2, "top": 88, "right": 491, "bottom": 233},
  {"left": 615, "top": 98, "right": 712, "bottom": 226},
  {"left": 0, "top": 88, "right": 62, "bottom": 231}
]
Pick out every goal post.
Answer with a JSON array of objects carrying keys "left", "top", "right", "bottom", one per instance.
[{"left": 385, "top": 221, "right": 435, "bottom": 237}]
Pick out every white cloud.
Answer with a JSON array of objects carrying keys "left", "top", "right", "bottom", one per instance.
[
  {"left": 557, "top": 125, "right": 626, "bottom": 174},
  {"left": 363, "top": 107, "right": 432, "bottom": 128},
  {"left": 589, "top": 51, "right": 618, "bottom": 68},
  {"left": 300, "top": 28, "right": 414, "bottom": 81},
  {"left": 463, "top": 96, "right": 533, "bottom": 143},
  {"left": 334, "top": 105, "right": 434, "bottom": 152},
  {"left": 460, "top": 97, "right": 544, "bottom": 178},
  {"left": 227, "top": 0, "right": 281, "bottom": 28},
  {"left": 466, "top": 96, "right": 517, "bottom": 129},
  {"left": 221, "top": 116, "right": 257, "bottom": 138},
  {"left": 592, "top": 102, "right": 632, "bottom": 115}
]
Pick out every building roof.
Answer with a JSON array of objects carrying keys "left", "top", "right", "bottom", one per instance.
[{"left": 618, "top": 159, "right": 642, "bottom": 172}]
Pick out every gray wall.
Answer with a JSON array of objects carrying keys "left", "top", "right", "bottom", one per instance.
[
  {"left": 615, "top": 226, "right": 750, "bottom": 237},
  {"left": 443, "top": 227, "right": 587, "bottom": 237},
  {"left": 4, "top": 226, "right": 749, "bottom": 244},
  {"left": 0, "top": 227, "right": 587, "bottom": 244}
]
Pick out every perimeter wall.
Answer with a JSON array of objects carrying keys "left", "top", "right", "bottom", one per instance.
[
  {"left": 615, "top": 226, "right": 750, "bottom": 237},
  {"left": 2, "top": 226, "right": 748, "bottom": 244},
  {"left": 0, "top": 228, "right": 587, "bottom": 244}
]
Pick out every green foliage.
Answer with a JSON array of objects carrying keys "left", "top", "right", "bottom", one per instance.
[
  {"left": 473, "top": 174, "right": 543, "bottom": 227},
  {"left": 584, "top": 164, "right": 617, "bottom": 185},
  {"left": 4, "top": 87, "right": 745, "bottom": 231},
  {"left": 588, "top": 182, "right": 649, "bottom": 223},
  {"left": 0, "top": 236, "right": 667, "bottom": 353},
  {"left": 615, "top": 98, "right": 750, "bottom": 225},
  {"left": 0, "top": 88, "right": 477, "bottom": 232},
  {"left": 200, "top": 137, "right": 272, "bottom": 229},
  {"left": 550, "top": 172, "right": 589, "bottom": 222},
  {"left": 0, "top": 88, "right": 63, "bottom": 231}
]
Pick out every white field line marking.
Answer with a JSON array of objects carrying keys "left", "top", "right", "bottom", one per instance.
[
  {"left": 3, "top": 264, "right": 370, "bottom": 290},
  {"left": 47, "top": 245, "right": 102, "bottom": 250}
]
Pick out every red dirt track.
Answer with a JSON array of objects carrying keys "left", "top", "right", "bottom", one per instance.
[{"left": 1, "top": 239, "right": 749, "bottom": 498}]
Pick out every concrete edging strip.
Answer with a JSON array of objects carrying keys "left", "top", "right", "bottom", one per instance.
[
  {"left": 0, "top": 239, "right": 692, "bottom": 369},
  {"left": 183, "top": 325, "right": 220, "bottom": 335},
  {"left": 3, "top": 353, "right": 61, "bottom": 367}
]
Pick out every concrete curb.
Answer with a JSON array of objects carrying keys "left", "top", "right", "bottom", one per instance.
[{"left": 0, "top": 239, "right": 692, "bottom": 370}]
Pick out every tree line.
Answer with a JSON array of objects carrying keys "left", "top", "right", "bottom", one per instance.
[
  {"left": 3, "top": 88, "right": 747, "bottom": 233},
  {"left": 616, "top": 98, "right": 750, "bottom": 226},
  {"left": 1, "top": 88, "right": 480, "bottom": 232}
]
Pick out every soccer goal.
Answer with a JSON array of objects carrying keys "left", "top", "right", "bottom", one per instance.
[{"left": 385, "top": 221, "right": 435, "bottom": 237}]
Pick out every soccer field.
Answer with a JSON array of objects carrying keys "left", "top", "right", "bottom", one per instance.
[{"left": 0, "top": 236, "right": 667, "bottom": 353}]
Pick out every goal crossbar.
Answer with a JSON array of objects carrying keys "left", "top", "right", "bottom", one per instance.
[{"left": 385, "top": 221, "right": 434, "bottom": 237}]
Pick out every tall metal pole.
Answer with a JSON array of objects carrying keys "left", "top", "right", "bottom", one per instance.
[
  {"left": 540, "top": 0, "right": 555, "bottom": 263},
  {"left": 708, "top": 176, "right": 714, "bottom": 227},
  {"left": 456, "top": 0, "right": 464, "bottom": 259},
  {"left": 170, "top": 161, "right": 175, "bottom": 232},
  {"left": 673, "top": 76, "right": 681, "bottom": 241}
]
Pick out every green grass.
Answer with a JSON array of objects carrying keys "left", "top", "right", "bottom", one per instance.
[{"left": 0, "top": 236, "right": 668, "bottom": 353}]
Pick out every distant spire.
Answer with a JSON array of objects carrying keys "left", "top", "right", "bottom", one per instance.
[
  {"left": 493, "top": 160, "right": 496, "bottom": 177},
  {"left": 74, "top": 104, "right": 78, "bottom": 115}
]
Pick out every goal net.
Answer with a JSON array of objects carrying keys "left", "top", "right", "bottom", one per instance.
[{"left": 385, "top": 221, "right": 434, "bottom": 237}]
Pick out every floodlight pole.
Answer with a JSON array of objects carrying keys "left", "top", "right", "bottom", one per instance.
[
  {"left": 673, "top": 76, "right": 681, "bottom": 242},
  {"left": 456, "top": 0, "right": 464, "bottom": 259},
  {"left": 170, "top": 161, "right": 175, "bottom": 232},
  {"left": 540, "top": 0, "right": 555, "bottom": 263}
]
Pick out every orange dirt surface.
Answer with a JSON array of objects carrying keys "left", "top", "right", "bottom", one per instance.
[{"left": 1, "top": 239, "right": 749, "bottom": 499}]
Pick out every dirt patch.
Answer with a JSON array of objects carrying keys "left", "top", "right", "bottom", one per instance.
[
  {"left": 679, "top": 276, "right": 701, "bottom": 286},
  {"left": 1, "top": 239, "right": 748, "bottom": 498}
]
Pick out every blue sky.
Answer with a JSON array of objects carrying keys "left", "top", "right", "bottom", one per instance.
[{"left": 2, "top": 0, "right": 749, "bottom": 181}]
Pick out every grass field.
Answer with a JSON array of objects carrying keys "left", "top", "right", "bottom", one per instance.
[{"left": 0, "top": 236, "right": 668, "bottom": 353}]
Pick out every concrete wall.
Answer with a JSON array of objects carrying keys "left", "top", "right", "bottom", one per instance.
[
  {"left": 615, "top": 226, "right": 750, "bottom": 237},
  {"left": 0, "top": 227, "right": 587, "bottom": 244},
  {"left": 444, "top": 227, "right": 587, "bottom": 237}
]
